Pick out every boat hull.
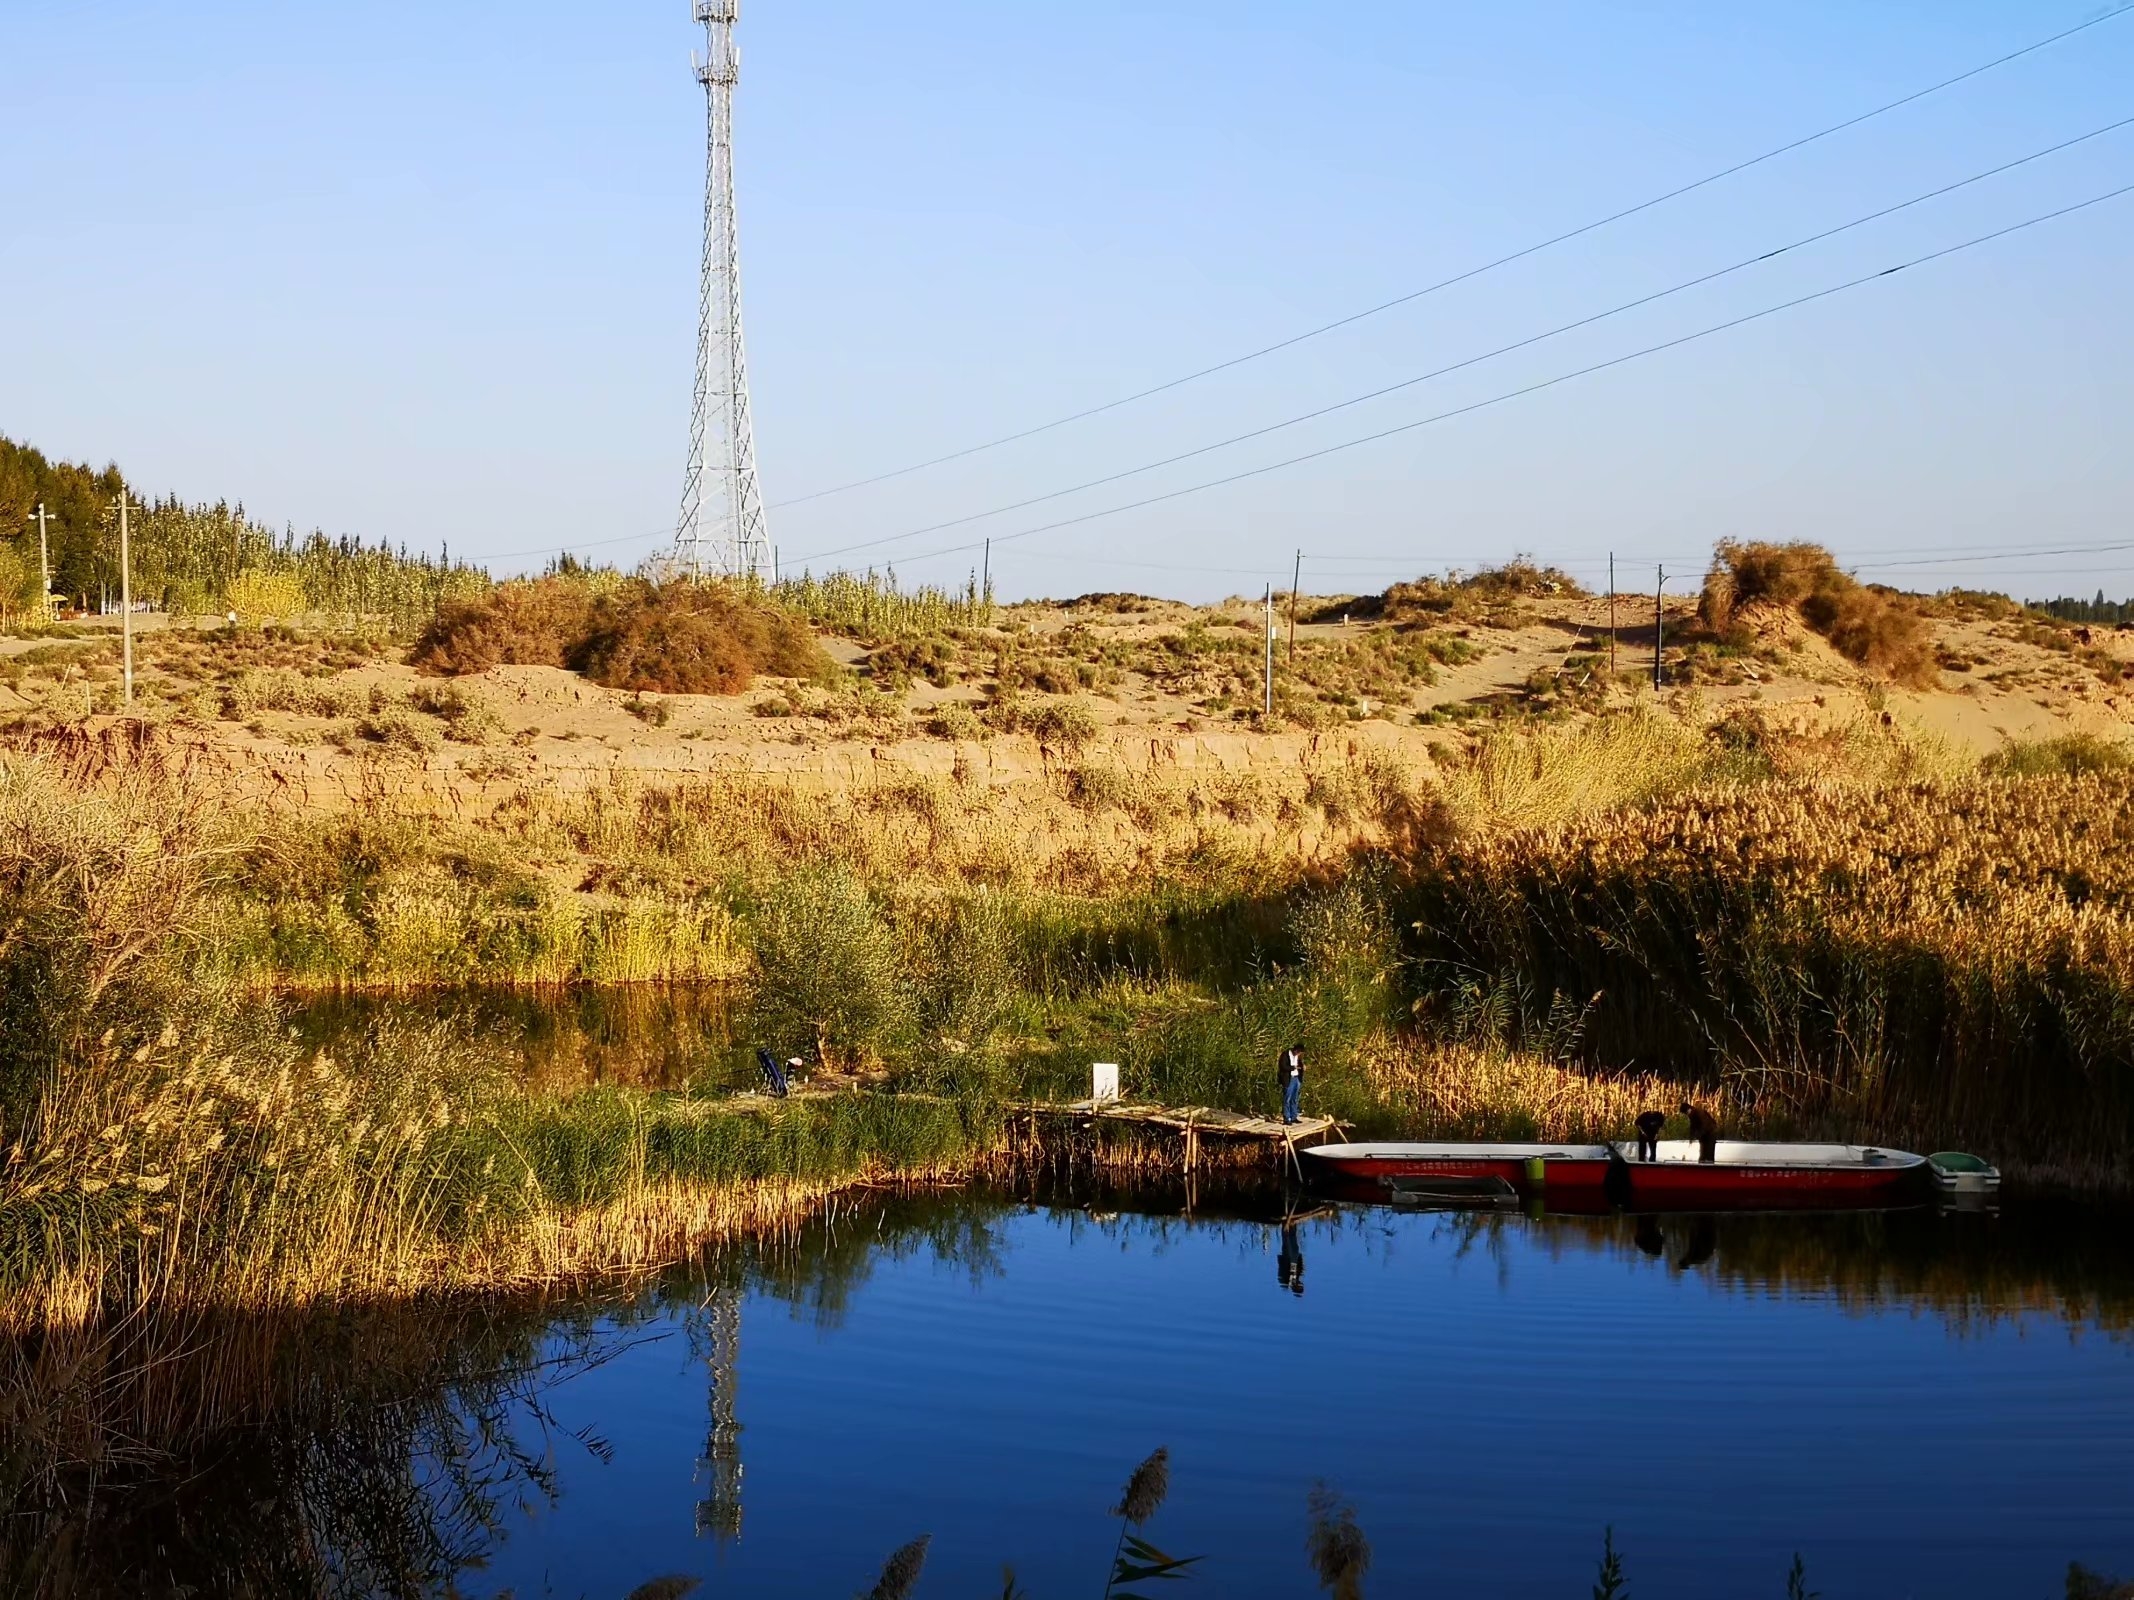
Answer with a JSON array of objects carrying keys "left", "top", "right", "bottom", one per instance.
[
  {"left": 1303, "top": 1140, "right": 1927, "bottom": 1210},
  {"left": 1927, "top": 1152, "right": 2002, "bottom": 1195}
]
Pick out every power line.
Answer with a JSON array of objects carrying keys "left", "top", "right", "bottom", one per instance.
[
  {"left": 1856, "top": 539, "right": 2134, "bottom": 570},
  {"left": 480, "top": 525, "right": 674, "bottom": 564},
  {"left": 770, "top": 7, "right": 2133, "bottom": 509},
  {"left": 784, "top": 116, "right": 2134, "bottom": 570},
  {"left": 977, "top": 542, "right": 2134, "bottom": 601},
  {"left": 795, "top": 183, "right": 2133, "bottom": 576},
  {"left": 1304, "top": 533, "right": 2134, "bottom": 569}
]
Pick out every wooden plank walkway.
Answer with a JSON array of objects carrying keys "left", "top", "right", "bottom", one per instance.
[{"left": 1014, "top": 1100, "right": 1342, "bottom": 1177}]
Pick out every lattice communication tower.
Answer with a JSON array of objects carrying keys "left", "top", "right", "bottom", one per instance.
[{"left": 676, "top": 0, "right": 770, "bottom": 580}]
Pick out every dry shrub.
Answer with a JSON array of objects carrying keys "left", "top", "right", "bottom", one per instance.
[
  {"left": 1353, "top": 558, "right": 1586, "bottom": 629},
  {"left": 1918, "top": 588, "right": 2022, "bottom": 621},
  {"left": 410, "top": 578, "right": 595, "bottom": 674},
  {"left": 1702, "top": 541, "right": 1934, "bottom": 686},
  {"left": 413, "top": 578, "right": 830, "bottom": 695},
  {"left": 1459, "top": 558, "right": 1588, "bottom": 600},
  {"left": 575, "top": 583, "right": 828, "bottom": 695}
]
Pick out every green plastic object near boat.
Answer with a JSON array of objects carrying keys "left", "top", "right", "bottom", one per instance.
[{"left": 1926, "top": 1151, "right": 2001, "bottom": 1194}]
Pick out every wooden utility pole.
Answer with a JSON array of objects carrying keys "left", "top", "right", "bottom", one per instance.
[
  {"left": 1607, "top": 551, "right": 1616, "bottom": 675},
  {"left": 1262, "top": 584, "right": 1274, "bottom": 717},
  {"left": 31, "top": 504, "right": 51, "bottom": 624},
  {"left": 1286, "top": 548, "right": 1301, "bottom": 662},
  {"left": 1653, "top": 565, "right": 1664, "bottom": 692},
  {"left": 115, "top": 493, "right": 135, "bottom": 707}
]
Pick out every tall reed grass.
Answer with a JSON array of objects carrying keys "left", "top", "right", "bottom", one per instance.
[
  {"left": 1401, "top": 772, "right": 2134, "bottom": 1182},
  {"left": 773, "top": 567, "right": 993, "bottom": 641}
]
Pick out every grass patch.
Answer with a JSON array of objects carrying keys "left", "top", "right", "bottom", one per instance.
[{"left": 1984, "top": 733, "right": 2132, "bottom": 778}]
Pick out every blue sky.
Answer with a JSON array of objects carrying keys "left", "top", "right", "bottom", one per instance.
[{"left": 5, "top": 1, "right": 2130, "bottom": 601}]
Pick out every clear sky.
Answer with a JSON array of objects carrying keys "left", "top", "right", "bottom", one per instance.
[{"left": 4, "top": 1, "right": 2130, "bottom": 602}]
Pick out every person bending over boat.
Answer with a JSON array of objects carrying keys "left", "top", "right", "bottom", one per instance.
[
  {"left": 1681, "top": 1100, "right": 1719, "bottom": 1163},
  {"left": 1634, "top": 1110, "right": 1665, "bottom": 1161},
  {"left": 1277, "top": 1045, "right": 1305, "bottom": 1126}
]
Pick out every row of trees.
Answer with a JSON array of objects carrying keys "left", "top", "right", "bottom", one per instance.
[
  {"left": 2032, "top": 591, "right": 2134, "bottom": 625},
  {"left": 0, "top": 434, "right": 487, "bottom": 631}
]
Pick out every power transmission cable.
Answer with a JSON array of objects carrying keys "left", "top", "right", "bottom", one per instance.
[
  {"left": 1305, "top": 533, "right": 2134, "bottom": 568},
  {"left": 1856, "top": 539, "right": 2134, "bottom": 570},
  {"left": 482, "top": 525, "right": 674, "bottom": 563},
  {"left": 792, "top": 183, "right": 2133, "bottom": 575},
  {"left": 784, "top": 155, "right": 2134, "bottom": 571},
  {"left": 771, "top": 7, "right": 2133, "bottom": 509}
]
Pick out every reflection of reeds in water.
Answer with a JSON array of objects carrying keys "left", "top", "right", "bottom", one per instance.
[
  {"left": 862, "top": 1535, "right": 932, "bottom": 1600},
  {"left": 10, "top": 1186, "right": 2130, "bottom": 1597},
  {"left": 1306, "top": 1483, "right": 1373, "bottom": 1600},
  {"left": 0, "top": 1295, "right": 620, "bottom": 1595}
]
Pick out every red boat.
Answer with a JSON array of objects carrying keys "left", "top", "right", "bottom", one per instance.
[{"left": 1301, "top": 1139, "right": 1928, "bottom": 1209}]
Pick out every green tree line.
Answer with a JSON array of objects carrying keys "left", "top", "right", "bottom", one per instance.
[
  {"left": 0, "top": 433, "right": 487, "bottom": 631},
  {"left": 2031, "top": 590, "right": 2133, "bottom": 626}
]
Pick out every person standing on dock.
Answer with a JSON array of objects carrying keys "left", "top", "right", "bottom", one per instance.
[{"left": 1277, "top": 1044, "right": 1305, "bottom": 1126}]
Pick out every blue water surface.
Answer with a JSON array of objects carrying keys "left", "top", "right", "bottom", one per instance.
[{"left": 468, "top": 1199, "right": 2134, "bottom": 1599}]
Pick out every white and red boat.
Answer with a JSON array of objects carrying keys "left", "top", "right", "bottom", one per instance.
[{"left": 1301, "top": 1139, "right": 1928, "bottom": 1208}]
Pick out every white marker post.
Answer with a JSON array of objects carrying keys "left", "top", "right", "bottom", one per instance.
[{"left": 1091, "top": 1063, "right": 1120, "bottom": 1105}]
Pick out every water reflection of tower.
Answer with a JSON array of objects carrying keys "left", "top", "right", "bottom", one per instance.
[{"left": 695, "top": 1291, "right": 744, "bottom": 1541}]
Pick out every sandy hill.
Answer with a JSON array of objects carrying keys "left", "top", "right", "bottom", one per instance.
[{"left": 3, "top": 581, "right": 2128, "bottom": 811}]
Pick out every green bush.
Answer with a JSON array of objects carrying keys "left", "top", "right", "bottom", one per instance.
[
  {"left": 355, "top": 705, "right": 441, "bottom": 754},
  {"left": 926, "top": 703, "right": 984, "bottom": 741},
  {"left": 1983, "top": 733, "right": 2132, "bottom": 778},
  {"left": 746, "top": 866, "right": 914, "bottom": 1068}
]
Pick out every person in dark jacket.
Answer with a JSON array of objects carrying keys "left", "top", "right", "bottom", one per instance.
[
  {"left": 1681, "top": 1099, "right": 1720, "bottom": 1163},
  {"left": 1277, "top": 1045, "right": 1305, "bottom": 1125},
  {"left": 1634, "top": 1110, "right": 1666, "bottom": 1162}
]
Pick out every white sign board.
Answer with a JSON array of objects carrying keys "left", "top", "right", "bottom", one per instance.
[{"left": 1091, "top": 1062, "right": 1121, "bottom": 1104}]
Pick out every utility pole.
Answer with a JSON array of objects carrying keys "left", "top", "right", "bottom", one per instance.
[
  {"left": 1607, "top": 551, "right": 1616, "bottom": 676},
  {"left": 1286, "top": 548, "right": 1301, "bottom": 663},
  {"left": 115, "top": 492, "right": 135, "bottom": 707},
  {"left": 31, "top": 504, "right": 51, "bottom": 624},
  {"left": 1653, "top": 564, "right": 1664, "bottom": 693},
  {"left": 1263, "top": 584, "right": 1274, "bottom": 717},
  {"left": 981, "top": 537, "right": 990, "bottom": 601}
]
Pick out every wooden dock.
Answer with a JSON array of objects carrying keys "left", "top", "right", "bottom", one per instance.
[{"left": 1013, "top": 1099, "right": 1341, "bottom": 1178}]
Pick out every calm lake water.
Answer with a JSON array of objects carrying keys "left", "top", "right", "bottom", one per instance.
[
  {"left": 368, "top": 1186, "right": 2130, "bottom": 1599},
  {"left": 36, "top": 975, "right": 2134, "bottom": 1600}
]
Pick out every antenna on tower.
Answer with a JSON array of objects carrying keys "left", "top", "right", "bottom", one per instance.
[{"left": 677, "top": 0, "right": 770, "bottom": 582}]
